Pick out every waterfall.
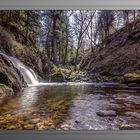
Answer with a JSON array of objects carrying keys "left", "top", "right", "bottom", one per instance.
[{"left": 9, "top": 57, "right": 39, "bottom": 85}]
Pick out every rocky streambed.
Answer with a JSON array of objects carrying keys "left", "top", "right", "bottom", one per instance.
[{"left": 0, "top": 82, "right": 140, "bottom": 130}]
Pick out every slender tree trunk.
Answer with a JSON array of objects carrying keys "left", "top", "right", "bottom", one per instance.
[
  {"left": 133, "top": 10, "right": 136, "bottom": 21},
  {"left": 75, "top": 39, "right": 81, "bottom": 69},
  {"left": 58, "top": 40, "right": 61, "bottom": 64},
  {"left": 123, "top": 11, "right": 129, "bottom": 25},
  {"left": 46, "top": 27, "right": 51, "bottom": 59},
  {"left": 61, "top": 31, "right": 64, "bottom": 64},
  {"left": 52, "top": 17, "right": 57, "bottom": 64},
  {"left": 64, "top": 21, "right": 68, "bottom": 65},
  {"left": 90, "top": 16, "right": 94, "bottom": 54},
  {"left": 7, "top": 10, "right": 12, "bottom": 24}
]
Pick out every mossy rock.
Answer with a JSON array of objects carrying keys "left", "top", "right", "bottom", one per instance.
[
  {"left": 50, "top": 71, "right": 66, "bottom": 82},
  {"left": 112, "top": 76, "right": 125, "bottom": 82},
  {"left": 0, "top": 84, "right": 14, "bottom": 105},
  {"left": 124, "top": 72, "right": 140, "bottom": 83}
]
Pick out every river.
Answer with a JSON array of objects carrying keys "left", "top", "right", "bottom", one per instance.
[{"left": 0, "top": 82, "right": 140, "bottom": 130}]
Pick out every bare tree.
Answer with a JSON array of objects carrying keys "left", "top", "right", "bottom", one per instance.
[{"left": 73, "top": 10, "right": 95, "bottom": 69}]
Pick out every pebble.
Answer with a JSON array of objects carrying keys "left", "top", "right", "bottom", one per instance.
[
  {"left": 119, "top": 124, "right": 140, "bottom": 130},
  {"left": 96, "top": 110, "right": 117, "bottom": 117},
  {"left": 30, "top": 118, "right": 40, "bottom": 124},
  {"left": 23, "top": 124, "right": 34, "bottom": 130},
  {"left": 6, "top": 125, "right": 16, "bottom": 130}
]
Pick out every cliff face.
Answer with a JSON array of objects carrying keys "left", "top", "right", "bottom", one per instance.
[
  {"left": 0, "top": 53, "right": 26, "bottom": 91},
  {"left": 0, "top": 52, "right": 27, "bottom": 105},
  {"left": 0, "top": 26, "right": 52, "bottom": 104},
  {"left": 81, "top": 20, "right": 140, "bottom": 83}
]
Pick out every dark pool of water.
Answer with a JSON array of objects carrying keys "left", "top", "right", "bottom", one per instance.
[{"left": 0, "top": 82, "right": 140, "bottom": 130}]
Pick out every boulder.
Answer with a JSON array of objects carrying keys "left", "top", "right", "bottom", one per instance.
[
  {"left": 119, "top": 124, "right": 140, "bottom": 130},
  {"left": 0, "top": 84, "right": 14, "bottom": 105},
  {"left": 124, "top": 72, "right": 140, "bottom": 84},
  {"left": 50, "top": 72, "right": 66, "bottom": 82},
  {"left": 96, "top": 110, "right": 117, "bottom": 117}
]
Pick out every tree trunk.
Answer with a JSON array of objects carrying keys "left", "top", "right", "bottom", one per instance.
[
  {"left": 58, "top": 40, "right": 61, "bottom": 64},
  {"left": 7, "top": 10, "right": 12, "bottom": 24},
  {"left": 64, "top": 21, "right": 68, "bottom": 65},
  {"left": 46, "top": 27, "right": 51, "bottom": 59},
  {"left": 90, "top": 16, "right": 94, "bottom": 54},
  {"left": 133, "top": 10, "right": 136, "bottom": 21},
  {"left": 61, "top": 31, "right": 64, "bottom": 64},
  {"left": 74, "top": 40, "right": 81, "bottom": 69},
  {"left": 52, "top": 17, "right": 57, "bottom": 64}
]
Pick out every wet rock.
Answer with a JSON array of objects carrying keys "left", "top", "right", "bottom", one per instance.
[
  {"left": 115, "top": 97, "right": 125, "bottom": 101},
  {"left": 124, "top": 72, "right": 140, "bottom": 84},
  {"left": 0, "top": 53, "right": 26, "bottom": 92},
  {"left": 125, "top": 96, "right": 140, "bottom": 104},
  {"left": 0, "top": 84, "right": 14, "bottom": 105},
  {"left": 36, "top": 122, "right": 46, "bottom": 130},
  {"left": 119, "top": 124, "right": 140, "bottom": 130},
  {"left": 128, "top": 83, "right": 140, "bottom": 87},
  {"left": 109, "top": 103, "right": 121, "bottom": 109},
  {"left": 71, "top": 72, "right": 91, "bottom": 82},
  {"left": 110, "top": 100, "right": 116, "bottom": 104},
  {"left": 123, "top": 103, "right": 131, "bottom": 108},
  {"left": 61, "top": 124, "right": 70, "bottom": 130},
  {"left": 96, "top": 110, "right": 117, "bottom": 117},
  {"left": 125, "top": 112, "right": 140, "bottom": 119},
  {"left": 30, "top": 118, "right": 40, "bottom": 124},
  {"left": 23, "top": 124, "right": 35, "bottom": 130},
  {"left": 50, "top": 72, "right": 66, "bottom": 82},
  {"left": 6, "top": 125, "right": 17, "bottom": 130},
  {"left": 114, "top": 98, "right": 125, "bottom": 103},
  {"left": 75, "top": 120, "right": 81, "bottom": 124}
]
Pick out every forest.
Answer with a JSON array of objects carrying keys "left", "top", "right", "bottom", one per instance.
[
  {"left": 0, "top": 10, "right": 139, "bottom": 68},
  {"left": 0, "top": 10, "right": 140, "bottom": 130}
]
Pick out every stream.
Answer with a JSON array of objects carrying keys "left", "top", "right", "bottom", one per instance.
[{"left": 0, "top": 82, "right": 140, "bottom": 130}]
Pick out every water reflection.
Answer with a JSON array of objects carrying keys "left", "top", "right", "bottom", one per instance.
[
  {"left": 20, "top": 86, "right": 38, "bottom": 109},
  {"left": 0, "top": 82, "right": 140, "bottom": 130}
]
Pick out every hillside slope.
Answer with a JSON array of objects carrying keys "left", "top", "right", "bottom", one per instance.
[
  {"left": 81, "top": 20, "right": 140, "bottom": 84},
  {"left": 0, "top": 26, "right": 52, "bottom": 78}
]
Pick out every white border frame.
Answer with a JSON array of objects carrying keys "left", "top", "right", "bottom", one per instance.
[{"left": 0, "top": 0, "right": 140, "bottom": 9}]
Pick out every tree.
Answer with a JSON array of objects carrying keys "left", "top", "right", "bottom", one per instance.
[
  {"left": 0, "top": 10, "right": 41, "bottom": 48},
  {"left": 96, "top": 10, "right": 115, "bottom": 43},
  {"left": 73, "top": 10, "right": 95, "bottom": 69}
]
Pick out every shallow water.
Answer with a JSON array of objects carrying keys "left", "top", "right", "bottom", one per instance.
[{"left": 0, "top": 82, "right": 140, "bottom": 130}]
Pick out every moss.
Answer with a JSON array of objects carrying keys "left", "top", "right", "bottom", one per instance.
[
  {"left": 124, "top": 72, "right": 140, "bottom": 79},
  {"left": 75, "top": 64, "right": 80, "bottom": 71},
  {"left": 0, "top": 84, "right": 13, "bottom": 93},
  {"left": 31, "top": 47, "right": 40, "bottom": 55},
  {"left": 49, "top": 65, "right": 73, "bottom": 81},
  {"left": 124, "top": 72, "right": 140, "bottom": 84},
  {"left": 112, "top": 76, "right": 125, "bottom": 82},
  {"left": 50, "top": 71, "right": 65, "bottom": 78},
  {"left": 49, "top": 70, "right": 66, "bottom": 82},
  {"left": 51, "top": 64, "right": 58, "bottom": 73}
]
